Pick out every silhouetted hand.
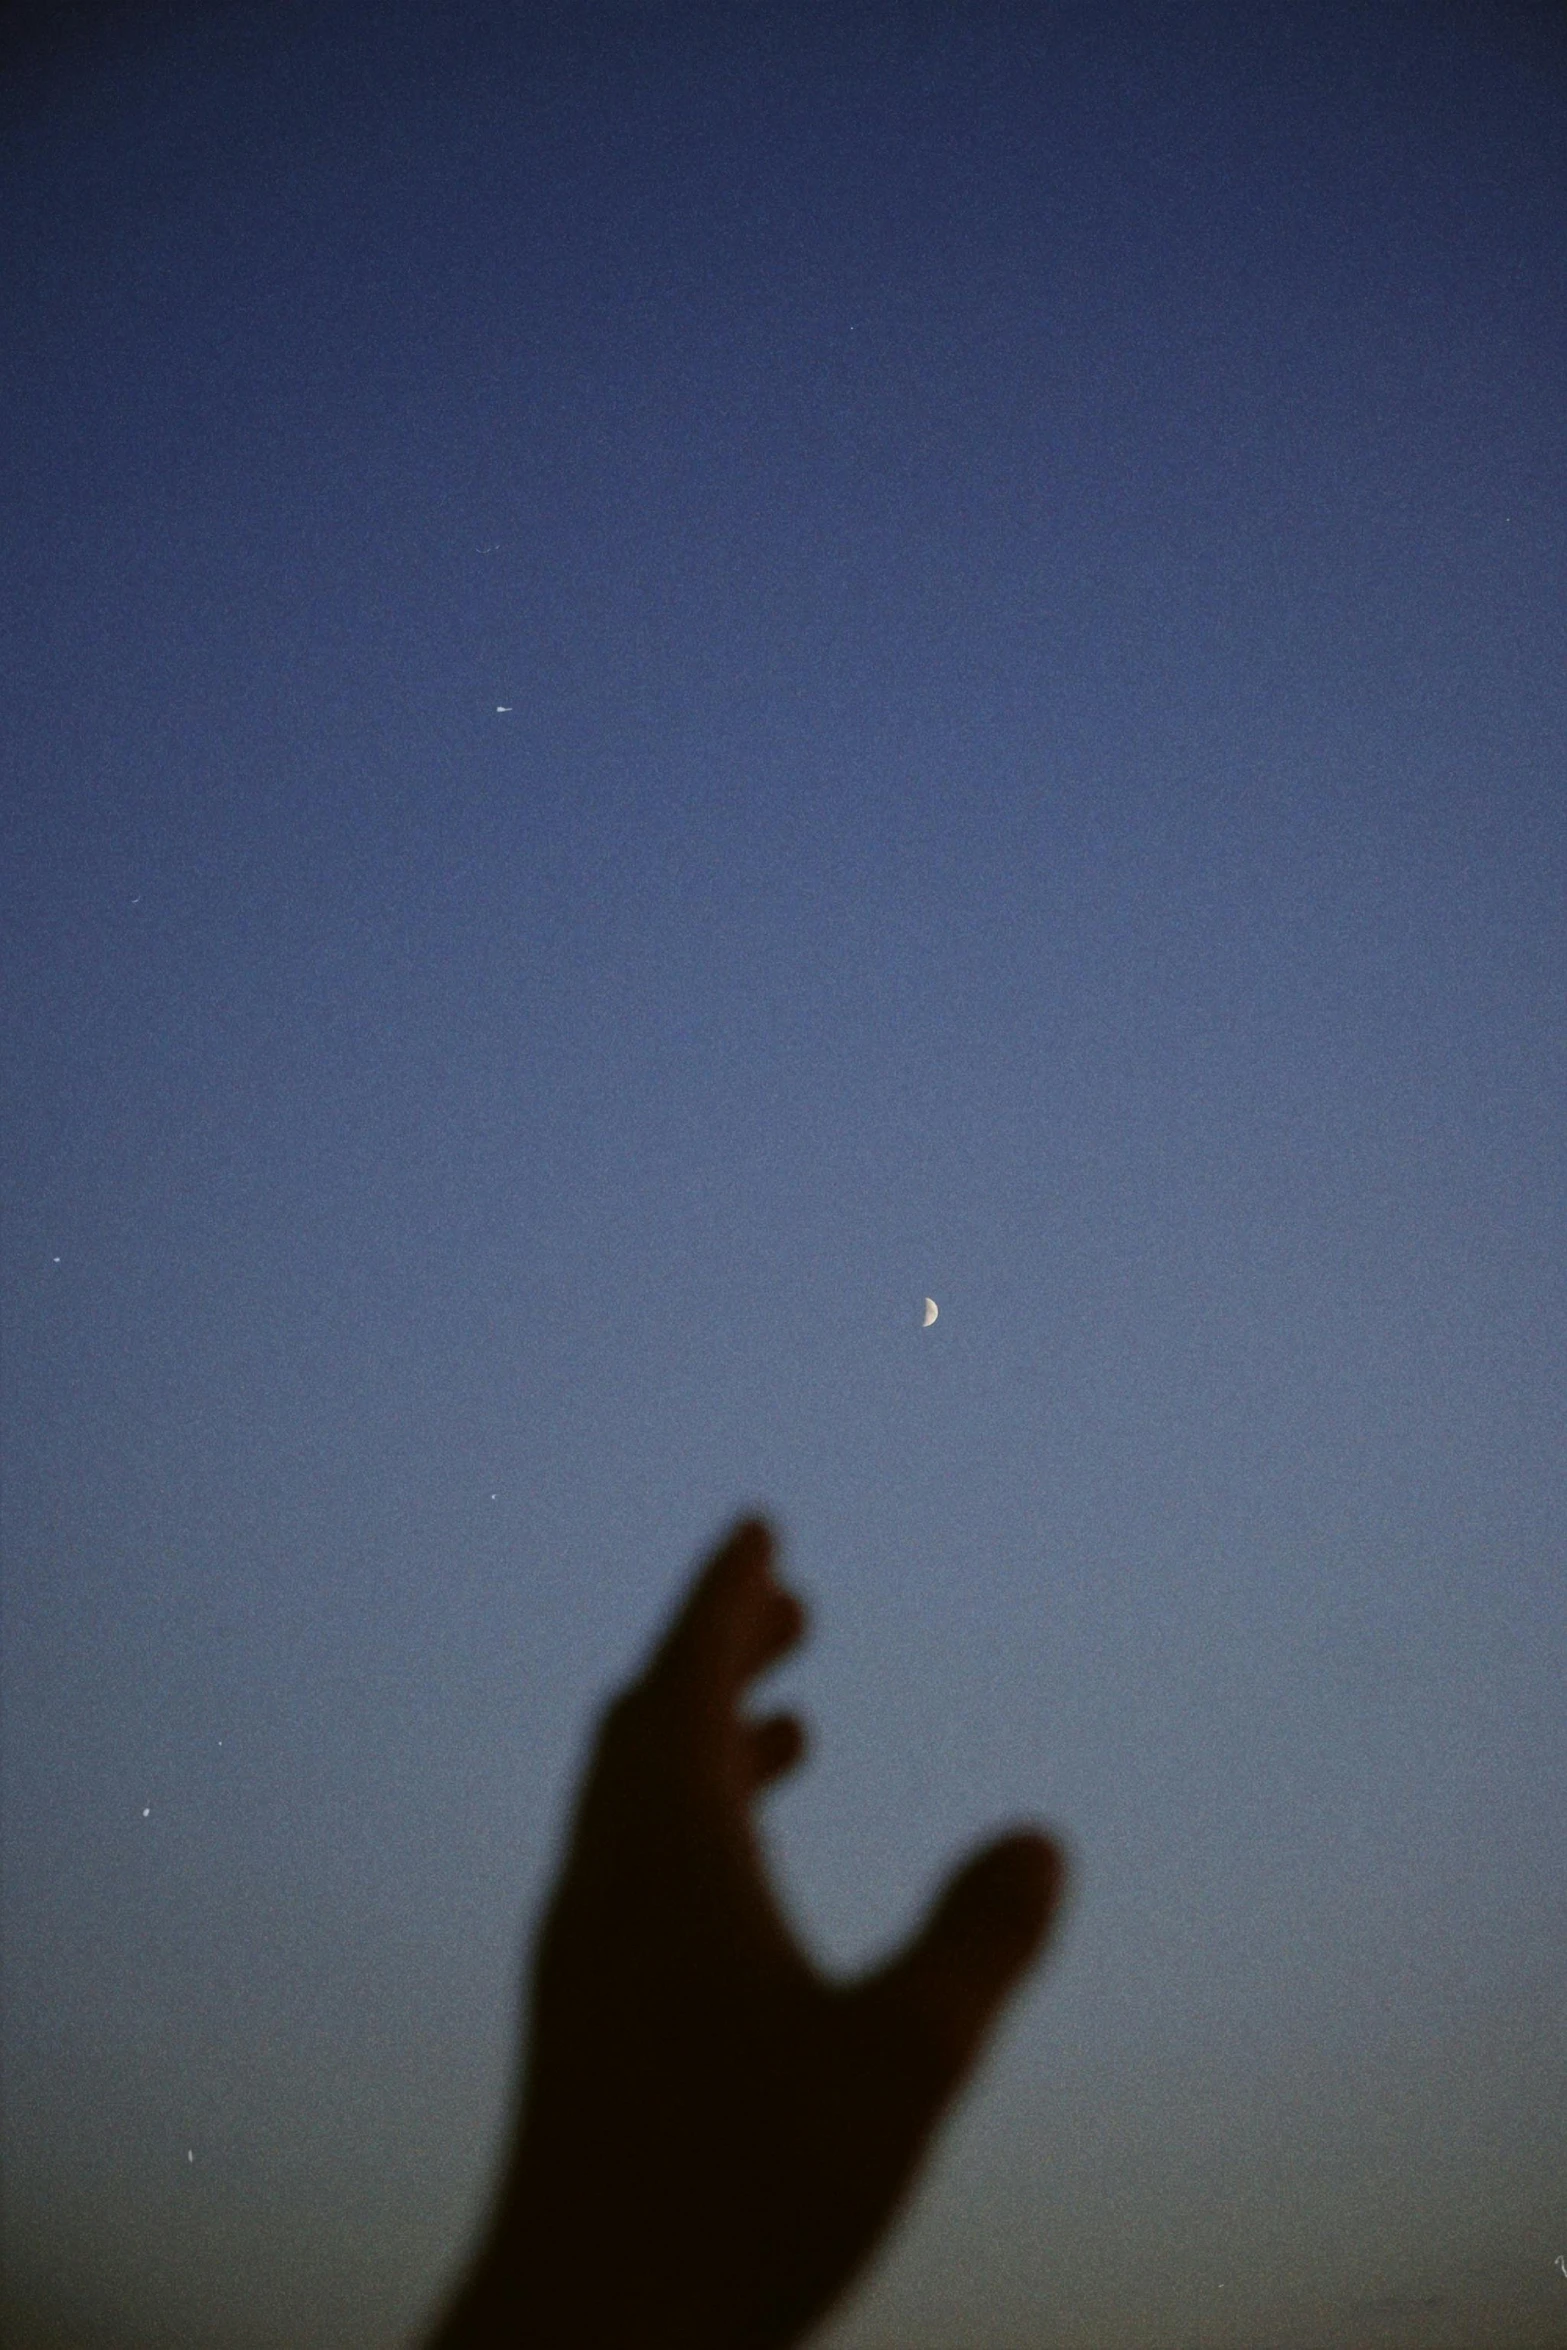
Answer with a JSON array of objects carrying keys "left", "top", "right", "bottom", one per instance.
[{"left": 429, "top": 1516, "right": 1069, "bottom": 2350}]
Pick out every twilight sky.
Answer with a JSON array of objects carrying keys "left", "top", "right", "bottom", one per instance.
[{"left": 2, "top": 6, "right": 1565, "bottom": 2348}]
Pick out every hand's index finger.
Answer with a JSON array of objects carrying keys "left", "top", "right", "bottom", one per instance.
[{"left": 645, "top": 1517, "right": 806, "bottom": 1711}]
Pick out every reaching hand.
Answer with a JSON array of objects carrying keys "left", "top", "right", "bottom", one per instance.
[{"left": 430, "top": 1516, "right": 1070, "bottom": 2350}]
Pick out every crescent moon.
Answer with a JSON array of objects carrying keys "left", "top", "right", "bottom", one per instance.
[{"left": 923, "top": 1297, "right": 938, "bottom": 1327}]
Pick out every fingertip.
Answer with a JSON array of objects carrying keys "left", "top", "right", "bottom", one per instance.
[
  {"left": 1011, "top": 1827, "right": 1068, "bottom": 1896},
  {"left": 1001, "top": 1830, "right": 1070, "bottom": 1931},
  {"left": 747, "top": 1708, "right": 809, "bottom": 1789},
  {"left": 944, "top": 1830, "right": 1068, "bottom": 1964},
  {"left": 706, "top": 1514, "right": 780, "bottom": 1600},
  {"left": 728, "top": 1511, "right": 777, "bottom": 1559}
]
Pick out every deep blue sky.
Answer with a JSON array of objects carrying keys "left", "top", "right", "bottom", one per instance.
[{"left": 3, "top": 6, "right": 1565, "bottom": 2348}]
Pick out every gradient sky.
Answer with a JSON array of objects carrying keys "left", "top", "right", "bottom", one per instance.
[{"left": 3, "top": 6, "right": 1565, "bottom": 2348}]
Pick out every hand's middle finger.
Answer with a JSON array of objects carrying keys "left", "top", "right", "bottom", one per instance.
[{"left": 650, "top": 1519, "right": 807, "bottom": 1708}]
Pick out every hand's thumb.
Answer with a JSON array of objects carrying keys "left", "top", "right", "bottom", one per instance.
[{"left": 880, "top": 1832, "right": 1066, "bottom": 2088}]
